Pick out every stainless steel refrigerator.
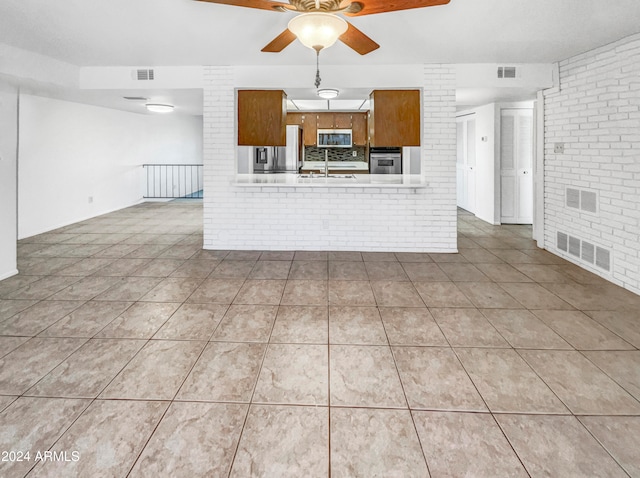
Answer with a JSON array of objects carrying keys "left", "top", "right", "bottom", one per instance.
[{"left": 253, "top": 125, "right": 302, "bottom": 173}]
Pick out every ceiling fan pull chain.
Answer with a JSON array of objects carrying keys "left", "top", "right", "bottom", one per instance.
[{"left": 315, "top": 48, "right": 322, "bottom": 88}]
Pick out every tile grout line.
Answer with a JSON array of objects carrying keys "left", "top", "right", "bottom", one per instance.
[
  {"left": 422, "top": 293, "right": 534, "bottom": 476},
  {"left": 327, "top": 277, "right": 332, "bottom": 478},
  {"left": 380, "top": 309, "right": 433, "bottom": 477},
  {"left": 224, "top": 283, "right": 281, "bottom": 478}
]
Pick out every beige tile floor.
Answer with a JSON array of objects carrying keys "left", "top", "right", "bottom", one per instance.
[{"left": 1, "top": 202, "right": 640, "bottom": 477}]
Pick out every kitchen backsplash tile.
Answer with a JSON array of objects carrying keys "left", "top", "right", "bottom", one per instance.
[{"left": 305, "top": 146, "right": 366, "bottom": 162}]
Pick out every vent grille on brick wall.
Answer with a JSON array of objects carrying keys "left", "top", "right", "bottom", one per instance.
[
  {"left": 566, "top": 187, "right": 598, "bottom": 213},
  {"left": 557, "top": 231, "right": 611, "bottom": 272}
]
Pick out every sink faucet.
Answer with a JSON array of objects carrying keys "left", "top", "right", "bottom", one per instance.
[{"left": 324, "top": 150, "right": 328, "bottom": 178}]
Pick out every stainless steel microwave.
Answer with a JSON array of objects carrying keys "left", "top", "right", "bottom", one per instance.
[{"left": 317, "top": 129, "right": 352, "bottom": 148}]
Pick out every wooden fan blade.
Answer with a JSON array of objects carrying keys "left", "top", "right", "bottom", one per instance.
[
  {"left": 339, "top": 22, "right": 380, "bottom": 55},
  {"left": 195, "top": 0, "right": 288, "bottom": 12},
  {"left": 345, "top": 0, "right": 450, "bottom": 16},
  {"left": 261, "top": 29, "right": 297, "bottom": 52}
]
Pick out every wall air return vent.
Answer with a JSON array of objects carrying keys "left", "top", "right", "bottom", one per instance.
[
  {"left": 581, "top": 241, "right": 595, "bottom": 264},
  {"left": 497, "top": 66, "right": 517, "bottom": 79},
  {"left": 134, "top": 69, "right": 155, "bottom": 81},
  {"left": 556, "top": 231, "right": 611, "bottom": 273},
  {"left": 568, "top": 236, "right": 581, "bottom": 257},
  {"left": 596, "top": 247, "right": 611, "bottom": 271},
  {"left": 566, "top": 187, "right": 598, "bottom": 214},
  {"left": 566, "top": 188, "right": 580, "bottom": 209},
  {"left": 557, "top": 232, "right": 568, "bottom": 252},
  {"left": 581, "top": 190, "right": 597, "bottom": 213}
]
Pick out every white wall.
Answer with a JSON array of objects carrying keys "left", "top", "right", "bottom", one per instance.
[
  {"left": 79, "top": 66, "right": 203, "bottom": 89},
  {"left": 0, "top": 82, "right": 19, "bottom": 280},
  {"left": 544, "top": 32, "right": 640, "bottom": 293},
  {"left": 472, "top": 103, "right": 499, "bottom": 224},
  {"left": 18, "top": 95, "right": 202, "bottom": 238},
  {"left": 202, "top": 65, "right": 457, "bottom": 252},
  {"left": 0, "top": 43, "right": 78, "bottom": 88}
]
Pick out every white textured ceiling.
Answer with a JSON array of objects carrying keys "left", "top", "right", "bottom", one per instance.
[
  {"left": 1, "top": 0, "right": 639, "bottom": 112},
  {"left": 1, "top": 0, "right": 640, "bottom": 67}
]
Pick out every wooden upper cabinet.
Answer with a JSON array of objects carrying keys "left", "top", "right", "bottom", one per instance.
[
  {"left": 237, "top": 90, "right": 287, "bottom": 146},
  {"left": 286, "top": 112, "right": 304, "bottom": 126},
  {"left": 295, "top": 111, "right": 367, "bottom": 146},
  {"left": 351, "top": 112, "right": 368, "bottom": 146},
  {"left": 303, "top": 114, "right": 318, "bottom": 146},
  {"left": 315, "top": 112, "right": 353, "bottom": 129},
  {"left": 369, "top": 90, "right": 421, "bottom": 147},
  {"left": 316, "top": 113, "right": 334, "bottom": 129},
  {"left": 334, "top": 113, "right": 353, "bottom": 129}
]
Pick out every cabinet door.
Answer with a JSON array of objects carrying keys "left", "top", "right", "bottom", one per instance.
[
  {"left": 316, "top": 113, "right": 334, "bottom": 129},
  {"left": 303, "top": 114, "right": 317, "bottom": 146},
  {"left": 237, "top": 90, "right": 286, "bottom": 146},
  {"left": 369, "top": 90, "right": 420, "bottom": 147},
  {"left": 287, "top": 112, "right": 304, "bottom": 126},
  {"left": 351, "top": 113, "right": 368, "bottom": 145},
  {"left": 334, "top": 113, "right": 352, "bottom": 129}
]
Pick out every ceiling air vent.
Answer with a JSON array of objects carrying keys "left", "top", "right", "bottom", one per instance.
[
  {"left": 123, "top": 96, "right": 148, "bottom": 101},
  {"left": 134, "top": 69, "right": 155, "bottom": 81},
  {"left": 497, "top": 66, "right": 517, "bottom": 79}
]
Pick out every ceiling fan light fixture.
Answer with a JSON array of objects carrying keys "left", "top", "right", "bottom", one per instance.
[
  {"left": 317, "top": 88, "right": 339, "bottom": 99},
  {"left": 145, "top": 103, "right": 174, "bottom": 113},
  {"left": 287, "top": 12, "right": 348, "bottom": 51}
]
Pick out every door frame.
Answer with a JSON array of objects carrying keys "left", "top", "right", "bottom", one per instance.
[
  {"left": 499, "top": 107, "right": 534, "bottom": 224},
  {"left": 533, "top": 91, "right": 545, "bottom": 247},
  {"left": 495, "top": 101, "right": 536, "bottom": 227},
  {"left": 455, "top": 112, "right": 477, "bottom": 213}
]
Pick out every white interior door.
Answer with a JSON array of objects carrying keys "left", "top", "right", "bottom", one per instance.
[
  {"left": 456, "top": 115, "right": 476, "bottom": 213},
  {"left": 466, "top": 119, "right": 477, "bottom": 213},
  {"left": 456, "top": 121, "right": 466, "bottom": 209},
  {"left": 501, "top": 109, "right": 533, "bottom": 224}
]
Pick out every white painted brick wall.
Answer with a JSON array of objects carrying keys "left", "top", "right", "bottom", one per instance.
[
  {"left": 544, "top": 33, "right": 640, "bottom": 293},
  {"left": 202, "top": 65, "right": 457, "bottom": 252}
]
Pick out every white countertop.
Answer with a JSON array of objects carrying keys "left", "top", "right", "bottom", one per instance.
[
  {"left": 302, "top": 161, "right": 369, "bottom": 171},
  {"left": 233, "top": 173, "right": 427, "bottom": 188}
]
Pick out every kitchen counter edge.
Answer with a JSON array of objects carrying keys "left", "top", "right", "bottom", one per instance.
[{"left": 232, "top": 174, "right": 428, "bottom": 189}]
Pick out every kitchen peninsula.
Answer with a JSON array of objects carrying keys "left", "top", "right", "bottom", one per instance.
[
  {"left": 202, "top": 64, "right": 458, "bottom": 252},
  {"left": 234, "top": 173, "right": 426, "bottom": 188}
]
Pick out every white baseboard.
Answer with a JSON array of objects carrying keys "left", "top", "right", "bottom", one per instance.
[{"left": 0, "top": 269, "right": 19, "bottom": 281}]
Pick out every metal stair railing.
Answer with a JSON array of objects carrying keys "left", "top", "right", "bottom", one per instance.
[{"left": 143, "top": 164, "right": 203, "bottom": 199}]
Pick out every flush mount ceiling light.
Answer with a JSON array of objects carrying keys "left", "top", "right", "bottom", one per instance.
[
  {"left": 145, "top": 103, "right": 174, "bottom": 113},
  {"left": 317, "top": 88, "right": 339, "bottom": 99},
  {"left": 287, "top": 11, "right": 348, "bottom": 88}
]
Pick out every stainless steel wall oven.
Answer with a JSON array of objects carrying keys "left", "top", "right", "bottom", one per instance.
[{"left": 369, "top": 147, "right": 402, "bottom": 174}]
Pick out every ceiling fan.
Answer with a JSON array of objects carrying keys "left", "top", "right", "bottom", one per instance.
[{"left": 196, "top": 0, "right": 451, "bottom": 56}]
